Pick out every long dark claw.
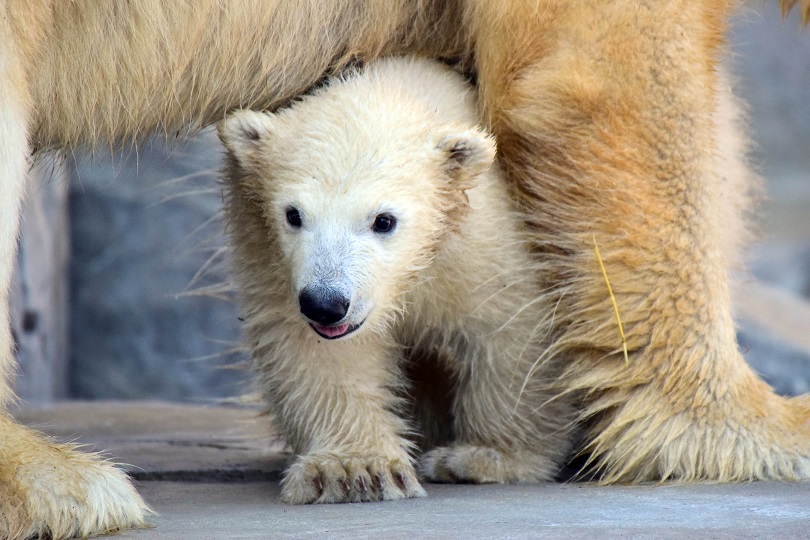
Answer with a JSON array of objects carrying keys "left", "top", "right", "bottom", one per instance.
[
  {"left": 313, "top": 475, "right": 324, "bottom": 497},
  {"left": 372, "top": 473, "right": 384, "bottom": 492},
  {"left": 393, "top": 472, "right": 407, "bottom": 490}
]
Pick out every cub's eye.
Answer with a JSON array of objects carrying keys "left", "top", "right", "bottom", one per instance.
[
  {"left": 285, "top": 207, "right": 302, "bottom": 228},
  {"left": 372, "top": 213, "right": 396, "bottom": 234}
]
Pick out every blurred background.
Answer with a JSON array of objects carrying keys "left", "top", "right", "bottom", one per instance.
[{"left": 11, "top": 0, "right": 810, "bottom": 405}]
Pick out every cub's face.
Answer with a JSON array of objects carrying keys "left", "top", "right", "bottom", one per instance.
[{"left": 220, "top": 101, "right": 494, "bottom": 341}]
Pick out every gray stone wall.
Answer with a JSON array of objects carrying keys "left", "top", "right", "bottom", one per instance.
[
  {"left": 66, "top": 133, "right": 248, "bottom": 402},
  {"left": 11, "top": 156, "right": 71, "bottom": 403},
  {"left": 728, "top": 2, "right": 810, "bottom": 395},
  {"left": 11, "top": 1, "right": 810, "bottom": 403}
]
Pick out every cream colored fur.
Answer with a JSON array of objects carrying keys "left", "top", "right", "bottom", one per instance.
[
  {"left": 0, "top": 0, "right": 808, "bottom": 537},
  {"left": 464, "top": 1, "right": 810, "bottom": 484},
  {"left": 219, "top": 58, "right": 573, "bottom": 503}
]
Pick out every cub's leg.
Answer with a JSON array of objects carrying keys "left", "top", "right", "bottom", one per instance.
[
  {"left": 420, "top": 329, "right": 573, "bottom": 484},
  {"left": 0, "top": 25, "right": 150, "bottom": 539},
  {"left": 467, "top": 1, "right": 810, "bottom": 481},
  {"left": 257, "top": 332, "right": 425, "bottom": 504}
]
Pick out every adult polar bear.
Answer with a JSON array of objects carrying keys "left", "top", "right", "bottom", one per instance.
[{"left": 0, "top": 0, "right": 808, "bottom": 538}]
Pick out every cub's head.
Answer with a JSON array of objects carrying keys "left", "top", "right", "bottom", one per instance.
[{"left": 219, "top": 79, "right": 494, "bottom": 341}]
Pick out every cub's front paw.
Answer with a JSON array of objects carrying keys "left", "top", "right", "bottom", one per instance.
[
  {"left": 420, "top": 444, "right": 555, "bottom": 484},
  {"left": 281, "top": 454, "right": 426, "bottom": 504}
]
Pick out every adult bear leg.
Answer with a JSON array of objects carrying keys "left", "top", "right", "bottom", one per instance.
[
  {"left": 467, "top": 0, "right": 810, "bottom": 482},
  {"left": 0, "top": 16, "right": 150, "bottom": 540}
]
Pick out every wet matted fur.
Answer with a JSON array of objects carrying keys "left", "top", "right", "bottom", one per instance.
[{"left": 219, "top": 57, "right": 574, "bottom": 504}]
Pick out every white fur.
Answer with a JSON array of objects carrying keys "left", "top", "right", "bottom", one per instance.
[
  {"left": 0, "top": 16, "right": 29, "bottom": 405},
  {"left": 220, "top": 58, "right": 573, "bottom": 504},
  {"left": 2, "top": 0, "right": 807, "bottom": 533}
]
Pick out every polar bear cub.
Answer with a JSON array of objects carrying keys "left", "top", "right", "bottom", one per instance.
[{"left": 219, "top": 57, "right": 572, "bottom": 504}]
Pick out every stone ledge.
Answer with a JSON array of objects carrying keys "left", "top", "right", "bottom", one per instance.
[
  {"left": 13, "top": 401, "right": 288, "bottom": 481},
  {"left": 11, "top": 401, "right": 810, "bottom": 538}
]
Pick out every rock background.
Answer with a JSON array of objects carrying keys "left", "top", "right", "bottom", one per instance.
[
  {"left": 728, "top": 1, "right": 810, "bottom": 395},
  {"left": 12, "top": 1, "right": 810, "bottom": 403},
  {"left": 66, "top": 135, "right": 247, "bottom": 401}
]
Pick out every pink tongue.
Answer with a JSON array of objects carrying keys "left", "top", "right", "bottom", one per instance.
[{"left": 316, "top": 324, "right": 349, "bottom": 338}]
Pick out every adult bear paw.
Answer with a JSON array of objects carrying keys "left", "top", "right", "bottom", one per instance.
[
  {"left": 0, "top": 417, "right": 151, "bottom": 540},
  {"left": 420, "top": 444, "right": 555, "bottom": 484},
  {"left": 281, "top": 454, "right": 426, "bottom": 504}
]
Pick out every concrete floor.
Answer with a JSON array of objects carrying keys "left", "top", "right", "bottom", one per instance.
[
  {"left": 126, "top": 481, "right": 810, "bottom": 539},
  {"left": 13, "top": 402, "right": 810, "bottom": 539}
]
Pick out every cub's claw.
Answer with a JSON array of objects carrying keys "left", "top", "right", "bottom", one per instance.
[{"left": 281, "top": 454, "right": 426, "bottom": 504}]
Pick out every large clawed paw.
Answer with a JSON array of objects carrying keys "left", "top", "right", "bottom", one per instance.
[
  {"left": 281, "top": 454, "right": 426, "bottom": 504},
  {"left": 0, "top": 421, "right": 151, "bottom": 540},
  {"left": 420, "top": 444, "right": 554, "bottom": 484}
]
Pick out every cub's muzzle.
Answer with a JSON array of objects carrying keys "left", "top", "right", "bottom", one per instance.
[
  {"left": 299, "top": 287, "right": 364, "bottom": 339},
  {"left": 298, "top": 288, "right": 350, "bottom": 325}
]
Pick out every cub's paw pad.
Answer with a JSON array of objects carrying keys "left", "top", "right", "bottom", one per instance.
[
  {"left": 281, "top": 455, "right": 426, "bottom": 504},
  {"left": 420, "top": 445, "right": 523, "bottom": 484}
]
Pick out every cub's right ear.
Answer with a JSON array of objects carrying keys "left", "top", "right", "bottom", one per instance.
[
  {"left": 435, "top": 129, "right": 496, "bottom": 182},
  {"left": 217, "top": 110, "right": 276, "bottom": 166}
]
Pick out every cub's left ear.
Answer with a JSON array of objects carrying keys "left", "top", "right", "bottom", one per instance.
[
  {"left": 435, "top": 129, "right": 496, "bottom": 181},
  {"left": 217, "top": 110, "right": 277, "bottom": 166}
]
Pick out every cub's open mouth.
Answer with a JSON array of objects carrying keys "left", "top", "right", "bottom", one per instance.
[{"left": 310, "top": 321, "right": 363, "bottom": 340}]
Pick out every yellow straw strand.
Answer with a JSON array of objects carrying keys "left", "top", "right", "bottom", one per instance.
[{"left": 593, "top": 234, "right": 630, "bottom": 366}]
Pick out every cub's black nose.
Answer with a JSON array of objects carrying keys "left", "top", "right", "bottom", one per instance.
[{"left": 299, "top": 288, "right": 350, "bottom": 325}]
